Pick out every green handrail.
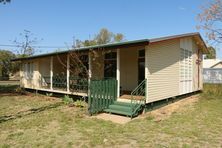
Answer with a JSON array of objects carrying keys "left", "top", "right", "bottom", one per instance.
[{"left": 130, "top": 79, "right": 147, "bottom": 116}]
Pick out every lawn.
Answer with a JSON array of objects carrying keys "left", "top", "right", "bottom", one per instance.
[{"left": 0, "top": 84, "right": 222, "bottom": 147}]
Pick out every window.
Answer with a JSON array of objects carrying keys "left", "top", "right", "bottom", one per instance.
[{"left": 104, "top": 52, "right": 116, "bottom": 79}]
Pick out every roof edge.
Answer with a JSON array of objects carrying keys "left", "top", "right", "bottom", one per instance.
[{"left": 11, "top": 39, "right": 149, "bottom": 61}]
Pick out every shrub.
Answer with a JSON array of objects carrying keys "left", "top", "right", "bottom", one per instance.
[
  {"left": 62, "top": 95, "right": 73, "bottom": 105},
  {"left": 15, "top": 87, "right": 26, "bottom": 95},
  {"left": 74, "top": 100, "right": 87, "bottom": 108},
  {"left": 46, "top": 93, "right": 53, "bottom": 97},
  {"left": 202, "top": 84, "right": 222, "bottom": 99}
]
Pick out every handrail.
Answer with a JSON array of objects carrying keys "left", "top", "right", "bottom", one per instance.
[{"left": 130, "top": 79, "right": 147, "bottom": 116}]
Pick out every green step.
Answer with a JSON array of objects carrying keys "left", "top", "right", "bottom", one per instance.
[
  {"left": 108, "top": 104, "right": 132, "bottom": 113},
  {"left": 104, "top": 108, "right": 133, "bottom": 116},
  {"left": 113, "top": 101, "right": 132, "bottom": 107},
  {"left": 103, "top": 102, "right": 143, "bottom": 117}
]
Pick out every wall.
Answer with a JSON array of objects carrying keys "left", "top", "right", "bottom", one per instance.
[
  {"left": 145, "top": 39, "right": 180, "bottom": 103},
  {"left": 120, "top": 46, "right": 144, "bottom": 91},
  {"left": 20, "top": 59, "right": 40, "bottom": 89},
  {"left": 145, "top": 37, "right": 204, "bottom": 103}
]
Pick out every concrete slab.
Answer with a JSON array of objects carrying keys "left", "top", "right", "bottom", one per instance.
[{"left": 92, "top": 113, "right": 131, "bottom": 124}]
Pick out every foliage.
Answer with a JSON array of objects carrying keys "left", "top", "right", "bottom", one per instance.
[
  {"left": 205, "top": 46, "right": 216, "bottom": 59},
  {"left": 62, "top": 95, "right": 73, "bottom": 105},
  {"left": 75, "top": 28, "right": 125, "bottom": 47},
  {"left": 202, "top": 84, "right": 222, "bottom": 98},
  {"left": 13, "top": 30, "right": 41, "bottom": 57},
  {"left": 0, "top": 0, "right": 10, "bottom": 4},
  {"left": 0, "top": 50, "right": 19, "bottom": 78},
  {"left": 46, "top": 93, "right": 53, "bottom": 97},
  {"left": 197, "top": 0, "right": 222, "bottom": 43},
  {"left": 15, "top": 87, "right": 26, "bottom": 95},
  {"left": 74, "top": 99, "right": 87, "bottom": 108}
]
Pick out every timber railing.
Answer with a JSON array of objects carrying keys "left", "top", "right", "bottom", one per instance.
[
  {"left": 130, "top": 79, "right": 147, "bottom": 115},
  {"left": 88, "top": 79, "right": 117, "bottom": 115}
]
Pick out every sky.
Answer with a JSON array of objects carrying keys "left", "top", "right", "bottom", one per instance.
[{"left": 0, "top": 0, "right": 221, "bottom": 58}]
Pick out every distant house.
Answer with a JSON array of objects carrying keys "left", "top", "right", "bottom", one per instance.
[
  {"left": 203, "top": 59, "right": 222, "bottom": 68},
  {"left": 203, "top": 59, "right": 222, "bottom": 84},
  {"left": 12, "top": 32, "right": 208, "bottom": 117}
]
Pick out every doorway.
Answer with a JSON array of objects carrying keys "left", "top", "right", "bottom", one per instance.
[{"left": 138, "top": 49, "right": 145, "bottom": 84}]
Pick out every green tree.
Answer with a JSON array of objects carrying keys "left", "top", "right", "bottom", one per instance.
[
  {"left": 205, "top": 46, "right": 216, "bottom": 59},
  {"left": 75, "top": 28, "right": 125, "bottom": 47},
  {"left": 0, "top": 50, "right": 18, "bottom": 79}
]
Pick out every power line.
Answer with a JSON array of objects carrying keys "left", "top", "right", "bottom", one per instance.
[{"left": 0, "top": 44, "right": 67, "bottom": 48}]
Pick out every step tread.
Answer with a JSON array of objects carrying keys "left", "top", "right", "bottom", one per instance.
[
  {"left": 104, "top": 108, "right": 133, "bottom": 116},
  {"left": 113, "top": 101, "right": 134, "bottom": 107},
  {"left": 108, "top": 104, "right": 132, "bottom": 112}
]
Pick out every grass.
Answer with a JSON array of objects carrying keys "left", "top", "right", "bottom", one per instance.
[{"left": 0, "top": 84, "right": 222, "bottom": 147}]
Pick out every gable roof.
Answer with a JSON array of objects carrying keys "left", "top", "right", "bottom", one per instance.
[
  {"left": 203, "top": 59, "right": 222, "bottom": 68},
  {"left": 12, "top": 32, "right": 208, "bottom": 61}
]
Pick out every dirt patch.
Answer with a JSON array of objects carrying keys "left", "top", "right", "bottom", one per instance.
[
  {"left": 139, "top": 95, "right": 199, "bottom": 122},
  {"left": 92, "top": 113, "right": 132, "bottom": 124}
]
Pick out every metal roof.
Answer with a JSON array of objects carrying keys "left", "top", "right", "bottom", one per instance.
[
  {"left": 11, "top": 39, "right": 149, "bottom": 61},
  {"left": 12, "top": 32, "right": 208, "bottom": 61}
]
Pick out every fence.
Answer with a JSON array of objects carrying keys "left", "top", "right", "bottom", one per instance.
[
  {"left": 88, "top": 79, "right": 117, "bottom": 115},
  {"left": 203, "top": 68, "right": 222, "bottom": 84}
]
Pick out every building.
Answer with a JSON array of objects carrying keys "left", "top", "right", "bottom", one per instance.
[
  {"left": 203, "top": 59, "right": 222, "bottom": 68},
  {"left": 12, "top": 32, "right": 208, "bottom": 117}
]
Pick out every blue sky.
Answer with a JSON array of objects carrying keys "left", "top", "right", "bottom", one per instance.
[{"left": 0, "top": 0, "right": 220, "bottom": 58}]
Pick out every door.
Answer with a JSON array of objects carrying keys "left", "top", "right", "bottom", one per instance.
[{"left": 138, "top": 50, "right": 145, "bottom": 84}]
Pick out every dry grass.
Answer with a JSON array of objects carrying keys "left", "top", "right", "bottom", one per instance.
[{"left": 0, "top": 84, "right": 222, "bottom": 147}]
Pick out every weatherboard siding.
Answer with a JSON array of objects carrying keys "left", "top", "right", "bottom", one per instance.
[
  {"left": 145, "top": 37, "right": 203, "bottom": 103},
  {"left": 145, "top": 39, "right": 180, "bottom": 103}
]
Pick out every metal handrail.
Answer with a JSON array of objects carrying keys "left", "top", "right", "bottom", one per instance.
[{"left": 130, "top": 79, "right": 147, "bottom": 115}]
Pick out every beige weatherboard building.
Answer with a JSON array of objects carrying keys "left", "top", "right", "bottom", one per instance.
[{"left": 13, "top": 32, "right": 208, "bottom": 117}]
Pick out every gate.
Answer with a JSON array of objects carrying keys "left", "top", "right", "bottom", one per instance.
[{"left": 88, "top": 79, "right": 117, "bottom": 115}]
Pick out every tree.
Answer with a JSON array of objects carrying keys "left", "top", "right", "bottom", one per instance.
[
  {"left": 13, "top": 30, "right": 41, "bottom": 57},
  {"left": 56, "top": 28, "right": 125, "bottom": 84},
  {"left": 0, "top": 50, "right": 18, "bottom": 79},
  {"left": 205, "top": 46, "right": 216, "bottom": 59},
  {"left": 75, "top": 28, "right": 125, "bottom": 47},
  {"left": 197, "top": 0, "right": 222, "bottom": 43},
  {"left": 0, "top": 0, "right": 10, "bottom": 4}
]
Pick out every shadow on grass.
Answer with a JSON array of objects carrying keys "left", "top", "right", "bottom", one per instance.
[{"left": 0, "top": 102, "right": 63, "bottom": 124}]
